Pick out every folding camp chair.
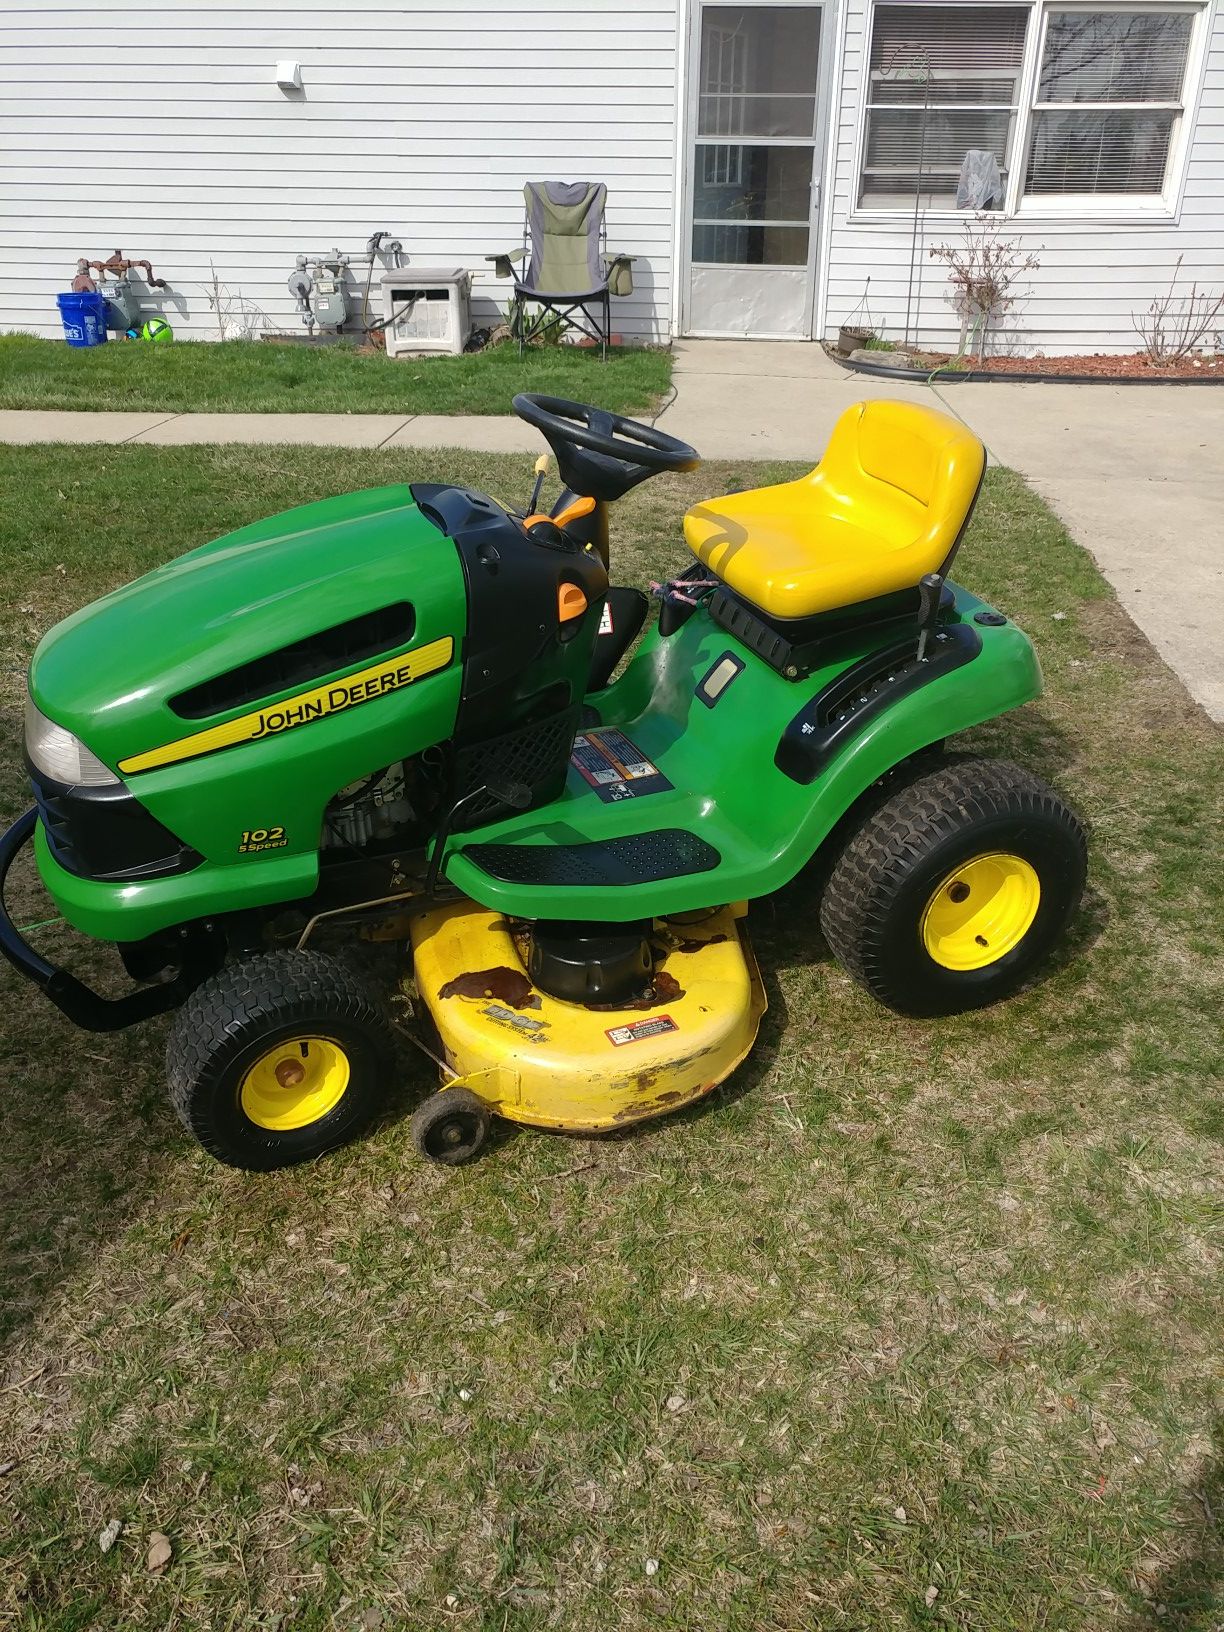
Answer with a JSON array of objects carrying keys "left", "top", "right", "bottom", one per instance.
[{"left": 487, "top": 181, "right": 635, "bottom": 360}]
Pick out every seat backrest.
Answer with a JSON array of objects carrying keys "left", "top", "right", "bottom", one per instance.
[
  {"left": 523, "top": 180, "right": 607, "bottom": 294},
  {"left": 816, "top": 399, "right": 986, "bottom": 568}
]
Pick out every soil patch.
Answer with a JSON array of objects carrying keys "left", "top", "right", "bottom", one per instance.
[{"left": 940, "top": 350, "right": 1224, "bottom": 380}]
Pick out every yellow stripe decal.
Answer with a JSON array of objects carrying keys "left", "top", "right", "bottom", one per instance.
[{"left": 119, "top": 637, "right": 454, "bottom": 776}]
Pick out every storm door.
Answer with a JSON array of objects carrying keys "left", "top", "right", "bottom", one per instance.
[{"left": 683, "top": 2, "right": 827, "bottom": 337}]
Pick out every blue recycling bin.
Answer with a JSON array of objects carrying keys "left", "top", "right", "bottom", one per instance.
[{"left": 56, "top": 290, "right": 109, "bottom": 348}]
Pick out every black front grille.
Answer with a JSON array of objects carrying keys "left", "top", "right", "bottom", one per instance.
[{"left": 28, "top": 765, "right": 202, "bottom": 882}]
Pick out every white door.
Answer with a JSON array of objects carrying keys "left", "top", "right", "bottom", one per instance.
[{"left": 682, "top": 2, "right": 827, "bottom": 339}]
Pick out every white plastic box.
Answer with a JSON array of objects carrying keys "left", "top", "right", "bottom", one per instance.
[{"left": 380, "top": 267, "right": 472, "bottom": 357}]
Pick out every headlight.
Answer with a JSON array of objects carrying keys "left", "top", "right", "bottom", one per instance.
[{"left": 24, "top": 697, "right": 120, "bottom": 787}]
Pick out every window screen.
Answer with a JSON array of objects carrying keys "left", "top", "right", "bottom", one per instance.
[
  {"left": 692, "top": 5, "right": 821, "bottom": 266},
  {"left": 860, "top": 5, "right": 1030, "bottom": 208},
  {"left": 1024, "top": 10, "right": 1194, "bottom": 195}
]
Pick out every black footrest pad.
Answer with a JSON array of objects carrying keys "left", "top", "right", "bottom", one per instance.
[{"left": 465, "top": 829, "right": 720, "bottom": 887}]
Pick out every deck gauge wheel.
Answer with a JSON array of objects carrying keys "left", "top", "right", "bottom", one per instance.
[{"left": 409, "top": 1086, "right": 491, "bottom": 1165}]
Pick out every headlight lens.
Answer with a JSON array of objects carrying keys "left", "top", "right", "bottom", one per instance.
[{"left": 24, "top": 697, "right": 119, "bottom": 787}]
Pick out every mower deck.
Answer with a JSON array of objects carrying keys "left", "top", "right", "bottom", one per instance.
[{"left": 409, "top": 901, "right": 766, "bottom": 1130}]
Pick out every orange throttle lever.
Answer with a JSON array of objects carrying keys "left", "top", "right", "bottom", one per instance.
[{"left": 523, "top": 494, "right": 596, "bottom": 532}]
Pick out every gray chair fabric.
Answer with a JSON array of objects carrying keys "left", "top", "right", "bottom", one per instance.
[
  {"left": 517, "top": 181, "right": 608, "bottom": 300},
  {"left": 487, "top": 180, "right": 633, "bottom": 357}
]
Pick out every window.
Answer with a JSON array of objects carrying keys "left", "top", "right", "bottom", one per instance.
[
  {"left": 858, "top": 2, "right": 1202, "bottom": 213},
  {"left": 861, "top": 6, "right": 1030, "bottom": 208},
  {"left": 1025, "top": 10, "right": 1195, "bottom": 196}
]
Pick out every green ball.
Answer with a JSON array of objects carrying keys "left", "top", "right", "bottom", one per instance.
[{"left": 141, "top": 318, "right": 173, "bottom": 343}]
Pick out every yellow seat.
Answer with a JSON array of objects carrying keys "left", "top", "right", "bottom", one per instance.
[{"left": 683, "top": 400, "right": 986, "bottom": 621}]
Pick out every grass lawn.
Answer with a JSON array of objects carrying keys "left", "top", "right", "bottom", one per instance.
[
  {"left": 0, "top": 334, "right": 673, "bottom": 417},
  {"left": 1, "top": 443, "right": 1221, "bottom": 1632}
]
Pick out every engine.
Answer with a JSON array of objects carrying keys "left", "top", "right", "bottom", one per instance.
[{"left": 322, "top": 759, "right": 433, "bottom": 852}]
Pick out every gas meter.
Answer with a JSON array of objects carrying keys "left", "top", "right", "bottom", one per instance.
[{"left": 286, "top": 233, "right": 404, "bottom": 336}]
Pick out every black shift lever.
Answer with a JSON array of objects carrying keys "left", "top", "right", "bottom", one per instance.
[
  {"left": 916, "top": 572, "right": 944, "bottom": 662},
  {"left": 425, "top": 778, "right": 532, "bottom": 898}
]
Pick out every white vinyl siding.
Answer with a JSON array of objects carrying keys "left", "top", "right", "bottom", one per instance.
[
  {"left": 823, "top": 0, "right": 1224, "bottom": 354},
  {"left": 0, "top": 0, "right": 679, "bottom": 343}
]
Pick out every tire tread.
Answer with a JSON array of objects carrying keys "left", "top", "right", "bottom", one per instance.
[
  {"left": 166, "top": 949, "right": 396, "bottom": 1168},
  {"left": 819, "top": 756, "right": 1086, "bottom": 1012}
]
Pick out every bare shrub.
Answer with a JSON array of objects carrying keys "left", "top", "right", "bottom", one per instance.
[
  {"left": 930, "top": 218, "right": 1041, "bottom": 358},
  {"left": 204, "top": 260, "right": 268, "bottom": 342},
  {"left": 1133, "top": 256, "right": 1224, "bottom": 365}
]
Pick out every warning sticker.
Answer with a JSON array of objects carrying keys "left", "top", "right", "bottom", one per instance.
[
  {"left": 606, "top": 1014, "right": 679, "bottom": 1047},
  {"left": 570, "top": 727, "right": 673, "bottom": 804},
  {"left": 598, "top": 601, "right": 614, "bottom": 636}
]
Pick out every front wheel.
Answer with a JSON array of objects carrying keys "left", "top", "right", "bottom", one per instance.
[
  {"left": 819, "top": 757, "right": 1086, "bottom": 1017},
  {"left": 166, "top": 949, "right": 396, "bottom": 1170}
]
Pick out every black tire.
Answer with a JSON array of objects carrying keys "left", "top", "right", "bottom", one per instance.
[
  {"left": 166, "top": 949, "right": 396, "bottom": 1170},
  {"left": 409, "top": 1087, "right": 491, "bottom": 1166},
  {"left": 819, "top": 757, "right": 1086, "bottom": 1017}
]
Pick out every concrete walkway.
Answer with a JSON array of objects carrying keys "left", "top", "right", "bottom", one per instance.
[
  {"left": 0, "top": 408, "right": 540, "bottom": 452},
  {"left": 1, "top": 341, "right": 1220, "bottom": 719}
]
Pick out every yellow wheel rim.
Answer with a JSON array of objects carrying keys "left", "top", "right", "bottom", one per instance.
[
  {"left": 239, "top": 1037, "right": 350, "bottom": 1131},
  {"left": 921, "top": 852, "right": 1041, "bottom": 971}
]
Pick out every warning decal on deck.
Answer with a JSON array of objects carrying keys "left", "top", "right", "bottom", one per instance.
[
  {"left": 606, "top": 1014, "right": 679, "bottom": 1047},
  {"left": 570, "top": 727, "right": 673, "bottom": 804}
]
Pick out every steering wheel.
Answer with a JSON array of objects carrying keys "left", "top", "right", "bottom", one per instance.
[{"left": 512, "top": 393, "right": 700, "bottom": 504}]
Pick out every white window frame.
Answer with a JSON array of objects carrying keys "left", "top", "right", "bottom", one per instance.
[
  {"left": 851, "top": 0, "right": 1211, "bottom": 223},
  {"left": 1013, "top": 1, "right": 1206, "bottom": 215},
  {"left": 858, "top": 2, "right": 1031, "bottom": 212}
]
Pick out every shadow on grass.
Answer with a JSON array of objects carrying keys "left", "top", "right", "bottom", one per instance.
[
  {"left": 1126, "top": 1423, "right": 1224, "bottom": 1629},
  {"left": 0, "top": 988, "right": 176, "bottom": 1357}
]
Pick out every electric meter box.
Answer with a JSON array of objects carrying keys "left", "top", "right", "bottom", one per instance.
[{"left": 381, "top": 267, "right": 472, "bottom": 357}]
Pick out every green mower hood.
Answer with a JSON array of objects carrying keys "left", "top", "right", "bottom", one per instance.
[{"left": 28, "top": 485, "right": 466, "bottom": 775}]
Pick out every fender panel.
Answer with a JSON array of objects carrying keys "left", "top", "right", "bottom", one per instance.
[{"left": 444, "top": 584, "right": 1043, "bottom": 921}]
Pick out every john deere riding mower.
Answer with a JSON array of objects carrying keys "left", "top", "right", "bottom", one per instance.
[{"left": 0, "top": 395, "right": 1085, "bottom": 1169}]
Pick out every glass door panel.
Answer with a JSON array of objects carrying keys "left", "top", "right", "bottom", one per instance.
[{"left": 686, "top": 4, "right": 824, "bottom": 337}]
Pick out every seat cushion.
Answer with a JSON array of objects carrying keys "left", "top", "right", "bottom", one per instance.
[
  {"left": 683, "top": 401, "right": 986, "bottom": 620},
  {"left": 685, "top": 481, "right": 945, "bottom": 620}
]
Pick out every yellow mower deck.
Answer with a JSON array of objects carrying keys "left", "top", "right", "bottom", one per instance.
[{"left": 408, "top": 902, "right": 766, "bottom": 1131}]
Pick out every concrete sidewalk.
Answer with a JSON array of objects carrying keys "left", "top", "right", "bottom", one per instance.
[
  {"left": 0, "top": 408, "right": 540, "bottom": 452},
  {"left": 1, "top": 342, "right": 1220, "bottom": 718}
]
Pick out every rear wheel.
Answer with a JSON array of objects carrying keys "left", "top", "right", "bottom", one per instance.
[
  {"left": 166, "top": 949, "right": 396, "bottom": 1170},
  {"left": 819, "top": 757, "right": 1086, "bottom": 1016}
]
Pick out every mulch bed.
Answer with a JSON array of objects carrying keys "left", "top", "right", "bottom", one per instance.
[{"left": 920, "top": 349, "right": 1224, "bottom": 379}]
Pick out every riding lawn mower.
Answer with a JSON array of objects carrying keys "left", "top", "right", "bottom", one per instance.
[{"left": 0, "top": 394, "right": 1086, "bottom": 1169}]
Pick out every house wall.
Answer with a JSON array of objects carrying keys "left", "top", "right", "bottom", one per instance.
[
  {"left": 0, "top": 0, "right": 680, "bottom": 344},
  {"left": 821, "top": 0, "right": 1224, "bottom": 355}
]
